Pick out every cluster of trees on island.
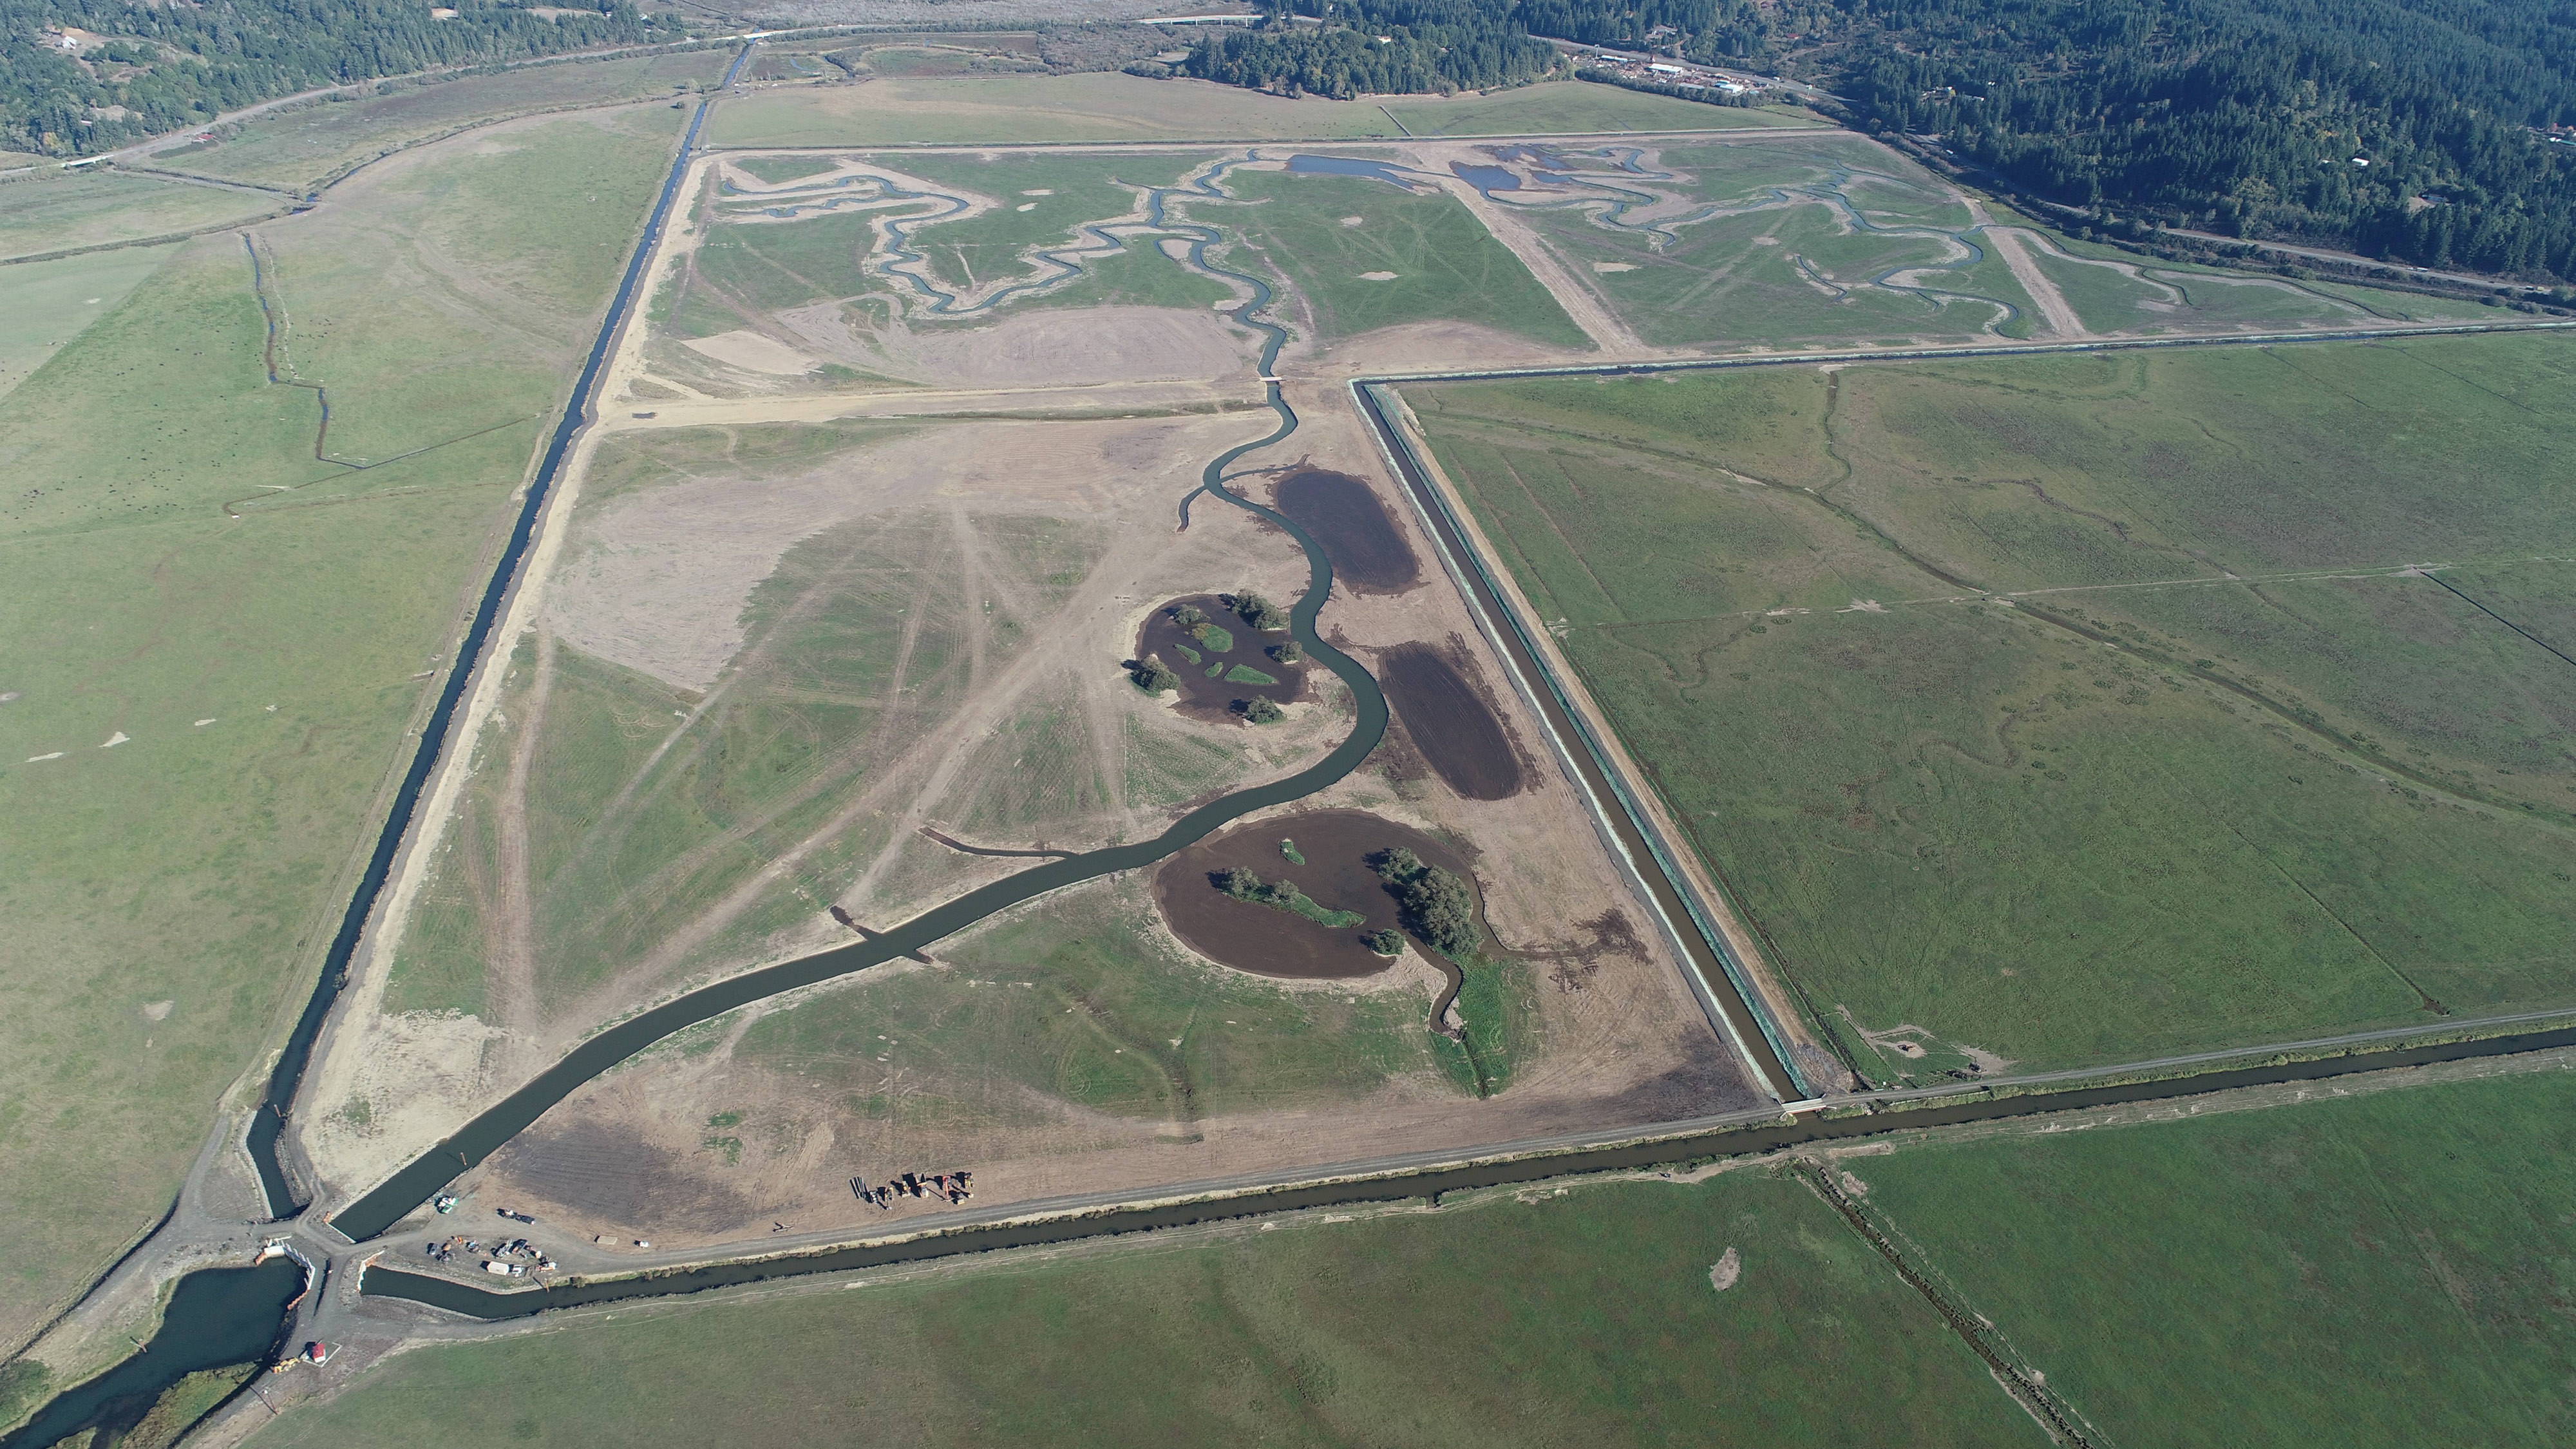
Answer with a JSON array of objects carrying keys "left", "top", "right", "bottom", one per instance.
[
  {"left": 1180, "top": 0, "right": 2576, "bottom": 279},
  {"left": 1209, "top": 844, "right": 1483, "bottom": 960},
  {"left": 2, "top": 0, "right": 672, "bottom": 156},
  {"left": 1128, "top": 591, "right": 1296, "bottom": 721}
]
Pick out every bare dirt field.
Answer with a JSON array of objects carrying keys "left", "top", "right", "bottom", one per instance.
[
  {"left": 303, "top": 153, "right": 1766, "bottom": 1253},
  {"left": 299, "top": 406, "right": 1354, "bottom": 1202},
  {"left": 410, "top": 367, "right": 1761, "bottom": 1256}
]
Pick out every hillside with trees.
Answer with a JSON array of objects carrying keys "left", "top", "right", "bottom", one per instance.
[
  {"left": 1189, "top": 0, "right": 2576, "bottom": 279},
  {"left": 2, "top": 0, "right": 667, "bottom": 157},
  {"left": 1184, "top": 1, "right": 1560, "bottom": 97}
]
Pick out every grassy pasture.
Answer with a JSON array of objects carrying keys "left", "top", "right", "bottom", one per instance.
[
  {"left": 0, "top": 243, "right": 180, "bottom": 399},
  {"left": 521, "top": 505, "right": 966, "bottom": 1005},
  {"left": 244, "top": 1164, "right": 2029, "bottom": 1449},
  {"left": 1406, "top": 334, "right": 2576, "bottom": 1077},
  {"left": 871, "top": 150, "right": 1204, "bottom": 299},
  {"left": 1215, "top": 167, "right": 1589, "bottom": 349},
  {"left": 1381, "top": 82, "right": 1823, "bottom": 136},
  {"left": 1980, "top": 203, "right": 2492, "bottom": 327},
  {"left": 434, "top": 428, "right": 1112, "bottom": 1017},
  {"left": 1504, "top": 135, "right": 2041, "bottom": 349},
  {"left": 1021, "top": 233, "right": 1236, "bottom": 313},
  {"left": 1859, "top": 1063, "right": 2576, "bottom": 1448},
  {"left": 175, "top": 50, "right": 731, "bottom": 193},
  {"left": 727, "top": 155, "right": 840, "bottom": 185},
  {"left": 737, "top": 880, "right": 1456, "bottom": 1126},
  {"left": 677, "top": 210, "right": 876, "bottom": 331},
  {"left": 2023, "top": 243, "right": 2387, "bottom": 334},
  {"left": 0, "top": 172, "right": 274, "bottom": 261},
  {"left": 709, "top": 74, "right": 1819, "bottom": 150},
  {"left": 708, "top": 73, "right": 1410, "bottom": 148},
  {"left": 0, "top": 108, "right": 681, "bottom": 1348}
]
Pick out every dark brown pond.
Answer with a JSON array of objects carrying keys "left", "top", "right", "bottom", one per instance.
[
  {"left": 1378, "top": 641, "right": 1528, "bottom": 800},
  {"left": 1133, "top": 593, "right": 1307, "bottom": 719},
  {"left": 1273, "top": 469, "right": 1421, "bottom": 594},
  {"left": 1152, "top": 808, "right": 1486, "bottom": 980}
]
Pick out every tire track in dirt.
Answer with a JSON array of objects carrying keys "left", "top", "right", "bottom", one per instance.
[
  {"left": 544, "top": 507, "right": 970, "bottom": 946},
  {"left": 554, "top": 543, "right": 947, "bottom": 1044}
]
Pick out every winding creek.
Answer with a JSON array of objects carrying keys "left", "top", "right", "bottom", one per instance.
[
  {"left": 330, "top": 166, "right": 1393, "bottom": 1242},
  {"left": 16, "top": 80, "right": 2576, "bottom": 1439}
]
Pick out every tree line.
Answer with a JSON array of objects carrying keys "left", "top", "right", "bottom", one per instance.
[
  {"left": 3, "top": 0, "right": 669, "bottom": 156},
  {"left": 1183, "top": 0, "right": 2576, "bottom": 279},
  {"left": 1828, "top": 0, "right": 2576, "bottom": 280},
  {"left": 1181, "top": 1, "right": 1564, "bottom": 99}
]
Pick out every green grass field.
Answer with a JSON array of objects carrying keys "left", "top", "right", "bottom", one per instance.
[
  {"left": 869, "top": 150, "right": 1204, "bottom": 300},
  {"left": 393, "top": 427, "right": 1114, "bottom": 1018},
  {"left": 1500, "top": 135, "right": 2041, "bottom": 349},
  {"left": 727, "top": 155, "right": 841, "bottom": 185},
  {"left": 522, "top": 495, "right": 970, "bottom": 1006},
  {"left": 0, "top": 106, "right": 683, "bottom": 1349},
  {"left": 710, "top": 75, "right": 1819, "bottom": 149},
  {"left": 1020, "top": 233, "right": 1238, "bottom": 313},
  {"left": 175, "top": 50, "right": 732, "bottom": 193},
  {"left": 709, "top": 73, "right": 1410, "bottom": 148},
  {"left": 1215, "top": 167, "right": 1589, "bottom": 349},
  {"left": 679, "top": 209, "right": 876, "bottom": 327},
  {"left": 2022, "top": 243, "right": 2395, "bottom": 333},
  {"left": 1980, "top": 203, "right": 2492, "bottom": 327},
  {"left": 243, "top": 1164, "right": 2033, "bottom": 1448},
  {"left": 736, "top": 878, "right": 1461, "bottom": 1127},
  {"left": 682, "top": 151, "right": 1233, "bottom": 336},
  {"left": 0, "top": 243, "right": 180, "bottom": 398},
  {"left": 1381, "top": 83, "right": 1821, "bottom": 136},
  {"left": 1857, "top": 1063, "right": 2576, "bottom": 1448},
  {"left": 0, "top": 173, "right": 276, "bottom": 262},
  {"left": 1407, "top": 335, "right": 2576, "bottom": 1079}
]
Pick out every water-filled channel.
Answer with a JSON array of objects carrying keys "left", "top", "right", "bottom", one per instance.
[
  {"left": 0, "top": 1258, "right": 305, "bottom": 1449},
  {"left": 362, "top": 1019, "right": 2576, "bottom": 1321}
]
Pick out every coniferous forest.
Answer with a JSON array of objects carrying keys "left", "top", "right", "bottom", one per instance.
[
  {"left": 1190, "top": 0, "right": 2576, "bottom": 280},
  {"left": 2, "top": 0, "right": 664, "bottom": 157}
]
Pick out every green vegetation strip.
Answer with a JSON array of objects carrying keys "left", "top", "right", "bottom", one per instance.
[
  {"left": 1857, "top": 1060, "right": 2576, "bottom": 1447},
  {"left": 1215, "top": 867, "right": 1366, "bottom": 928},
  {"left": 1397, "top": 323, "right": 2576, "bottom": 1081},
  {"left": 362, "top": 1023, "right": 2576, "bottom": 1322},
  {"left": 305, "top": 1170, "right": 2024, "bottom": 1447}
]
